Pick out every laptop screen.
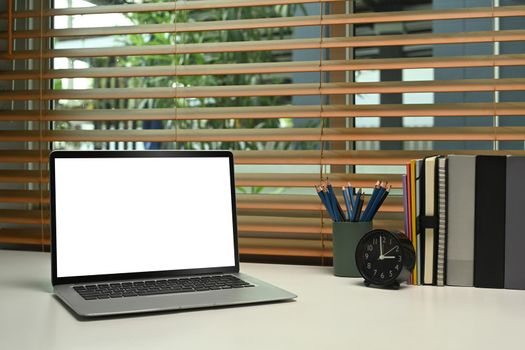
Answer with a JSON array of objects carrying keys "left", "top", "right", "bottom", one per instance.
[{"left": 51, "top": 152, "right": 237, "bottom": 279}]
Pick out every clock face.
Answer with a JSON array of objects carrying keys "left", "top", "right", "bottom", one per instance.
[{"left": 356, "top": 230, "right": 403, "bottom": 285}]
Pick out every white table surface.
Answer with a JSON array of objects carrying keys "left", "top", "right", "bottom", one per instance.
[{"left": 1, "top": 250, "right": 525, "bottom": 350}]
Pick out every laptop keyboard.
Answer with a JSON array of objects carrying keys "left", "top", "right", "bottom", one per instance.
[{"left": 73, "top": 275, "right": 254, "bottom": 300}]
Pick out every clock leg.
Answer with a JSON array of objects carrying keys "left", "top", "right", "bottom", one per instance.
[
  {"left": 364, "top": 280, "right": 371, "bottom": 287},
  {"left": 390, "top": 281, "right": 400, "bottom": 290}
]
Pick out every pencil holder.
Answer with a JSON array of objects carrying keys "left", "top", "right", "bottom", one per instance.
[{"left": 332, "top": 221, "right": 373, "bottom": 277}]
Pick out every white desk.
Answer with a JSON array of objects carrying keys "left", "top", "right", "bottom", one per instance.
[{"left": 1, "top": 250, "right": 525, "bottom": 350}]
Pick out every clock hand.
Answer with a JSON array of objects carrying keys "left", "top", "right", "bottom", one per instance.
[
  {"left": 379, "top": 236, "right": 384, "bottom": 257},
  {"left": 382, "top": 256, "right": 396, "bottom": 259},
  {"left": 377, "top": 236, "right": 383, "bottom": 260},
  {"left": 383, "top": 246, "right": 399, "bottom": 257}
]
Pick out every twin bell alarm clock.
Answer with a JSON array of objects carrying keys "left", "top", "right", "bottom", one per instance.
[{"left": 354, "top": 229, "right": 415, "bottom": 289}]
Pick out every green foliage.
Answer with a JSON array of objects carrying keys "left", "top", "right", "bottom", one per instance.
[
  {"left": 52, "top": 3, "right": 323, "bottom": 193},
  {"left": 57, "top": 3, "right": 320, "bottom": 153}
]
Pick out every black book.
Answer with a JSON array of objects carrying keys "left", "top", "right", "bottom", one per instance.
[
  {"left": 474, "top": 155, "right": 506, "bottom": 289},
  {"left": 504, "top": 156, "right": 525, "bottom": 290}
]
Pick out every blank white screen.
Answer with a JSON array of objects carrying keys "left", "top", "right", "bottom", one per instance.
[{"left": 54, "top": 156, "right": 236, "bottom": 278}]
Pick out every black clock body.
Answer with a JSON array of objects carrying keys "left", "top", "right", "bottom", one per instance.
[{"left": 355, "top": 229, "right": 415, "bottom": 289}]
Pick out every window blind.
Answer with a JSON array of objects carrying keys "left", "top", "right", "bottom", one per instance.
[{"left": 1, "top": 0, "right": 524, "bottom": 263}]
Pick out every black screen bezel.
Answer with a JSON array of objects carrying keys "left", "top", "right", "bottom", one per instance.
[{"left": 50, "top": 150, "right": 240, "bottom": 286}]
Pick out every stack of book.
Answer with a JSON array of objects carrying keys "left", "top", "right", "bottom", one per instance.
[{"left": 404, "top": 155, "right": 525, "bottom": 290}]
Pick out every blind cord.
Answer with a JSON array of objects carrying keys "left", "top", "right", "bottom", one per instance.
[
  {"left": 318, "top": 0, "right": 327, "bottom": 265},
  {"left": 39, "top": 0, "right": 46, "bottom": 252},
  {"left": 174, "top": 1, "right": 179, "bottom": 149},
  {"left": 492, "top": 0, "right": 499, "bottom": 151}
]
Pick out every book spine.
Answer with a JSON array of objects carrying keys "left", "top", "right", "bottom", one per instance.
[
  {"left": 504, "top": 156, "right": 525, "bottom": 290},
  {"left": 446, "top": 155, "right": 476, "bottom": 287},
  {"left": 436, "top": 157, "right": 447, "bottom": 286},
  {"left": 414, "top": 159, "right": 423, "bottom": 285},
  {"left": 474, "top": 155, "right": 506, "bottom": 289},
  {"left": 423, "top": 156, "right": 437, "bottom": 285}
]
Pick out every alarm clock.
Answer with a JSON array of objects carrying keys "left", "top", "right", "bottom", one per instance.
[{"left": 355, "top": 229, "right": 415, "bottom": 289}]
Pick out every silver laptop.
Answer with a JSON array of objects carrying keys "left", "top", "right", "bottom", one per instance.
[{"left": 50, "top": 150, "right": 296, "bottom": 318}]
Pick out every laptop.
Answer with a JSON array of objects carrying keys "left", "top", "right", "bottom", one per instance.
[{"left": 50, "top": 150, "right": 296, "bottom": 318}]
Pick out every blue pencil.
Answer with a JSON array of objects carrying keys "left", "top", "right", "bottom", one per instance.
[
  {"left": 369, "top": 184, "right": 391, "bottom": 221},
  {"left": 346, "top": 183, "right": 355, "bottom": 211},
  {"left": 327, "top": 183, "right": 345, "bottom": 222},
  {"left": 350, "top": 189, "right": 362, "bottom": 222},
  {"left": 315, "top": 186, "right": 336, "bottom": 221},
  {"left": 342, "top": 186, "right": 352, "bottom": 221},
  {"left": 361, "top": 181, "right": 380, "bottom": 222},
  {"left": 363, "top": 182, "right": 386, "bottom": 222},
  {"left": 323, "top": 186, "right": 339, "bottom": 222},
  {"left": 354, "top": 191, "right": 364, "bottom": 222}
]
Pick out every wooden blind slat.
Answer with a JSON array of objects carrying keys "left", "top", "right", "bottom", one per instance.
[
  {"left": 4, "top": 126, "right": 525, "bottom": 143},
  {"left": 0, "top": 209, "right": 47, "bottom": 225},
  {"left": 0, "top": 169, "right": 397, "bottom": 188},
  {"left": 0, "top": 228, "right": 49, "bottom": 246},
  {"left": 0, "top": 0, "right": 339, "bottom": 19},
  {"left": 232, "top": 150, "right": 525, "bottom": 165},
  {"left": 3, "top": 54, "right": 525, "bottom": 80},
  {"left": 4, "top": 3, "right": 523, "bottom": 22},
  {"left": 237, "top": 194, "right": 403, "bottom": 212},
  {"left": 0, "top": 151, "right": 48, "bottom": 163},
  {"left": 8, "top": 6, "right": 525, "bottom": 39},
  {"left": 0, "top": 170, "right": 48, "bottom": 183},
  {"left": 4, "top": 30, "right": 525, "bottom": 60},
  {"left": 4, "top": 79, "right": 525, "bottom": 101},
  {"left": 235, "top": 173, "right": 403, "bottom": 188},
  {"left": 2, "top": 149, "right": 525, "bottom": 167},
  {"left": 2, "top": 102, "right": 524, "bottom": 121},
  {"left": 237, "top": 216, "right": 403, "bottom": 235},
  {"left": 0, "top": 190, "right": 48, "bottom": 204}
]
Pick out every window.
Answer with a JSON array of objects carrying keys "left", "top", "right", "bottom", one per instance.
[{"left": 1, "top": 0, "right": 524, "bottom": 264}]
